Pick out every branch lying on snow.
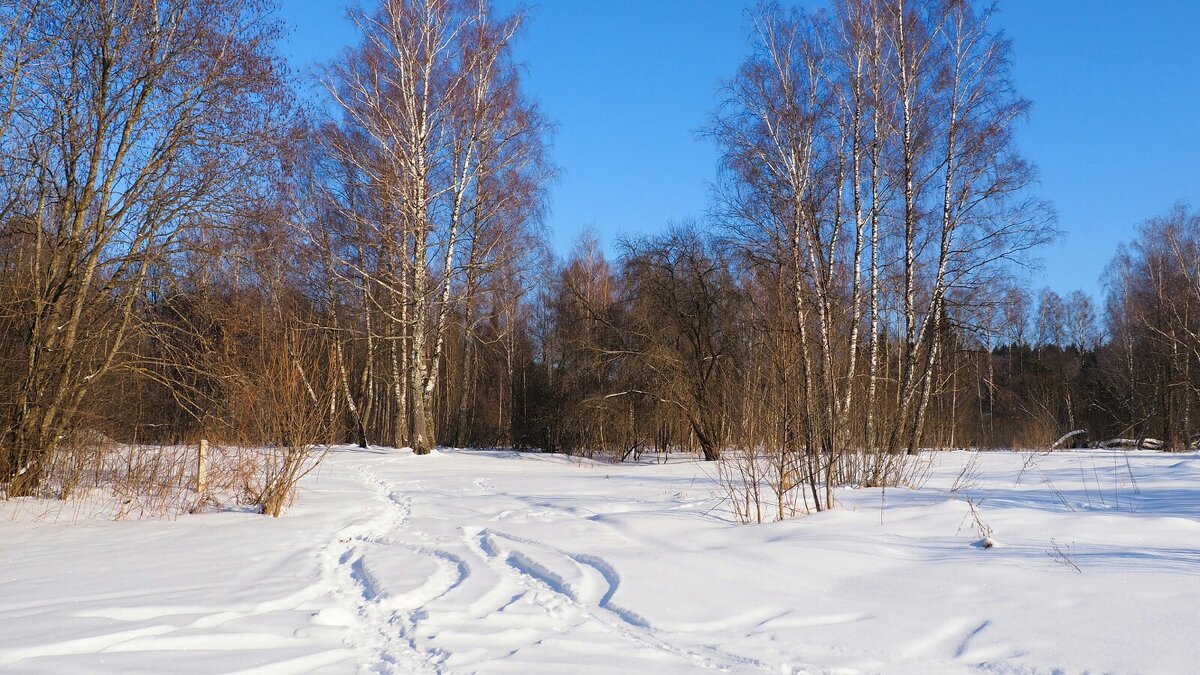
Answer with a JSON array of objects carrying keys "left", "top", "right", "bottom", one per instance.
[
  {"left": 1049, "top": 431, "right": 1178, "bottom": 451},
  {"left": 1098, "top": 438, "right": 1164, "bottom": 450},
  {"left": 1047, "top": 538, "right": 1082, "bottom": 573},
  {"left": 1050, "top": 429, "right": 1088, "bottom": 450}
]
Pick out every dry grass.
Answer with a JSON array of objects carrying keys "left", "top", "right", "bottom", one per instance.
[
  {"left": 2, "top": 441, "right": 329, "bottom": 522},
  {"left": 712, "top": 447, "right": 935, "bottom": 524}
]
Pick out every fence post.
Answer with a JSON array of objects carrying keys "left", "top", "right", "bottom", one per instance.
[{"left": 196, "top": 439, "right": 209, "bottom": 493}]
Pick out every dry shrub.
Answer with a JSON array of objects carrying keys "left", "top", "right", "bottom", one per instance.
[
  {"left": 43, "top": 431, "right": 115, "bottom": 501},
  {"left": 109, "top": 445, "right": 195, "bottom": 518},
  {"left": 232, "top": 446, "right": 327, "bottom": 517},
  {"left": 5, "top": 442, "right": 332, "bottom": 522},
  {"left": 713, "top": 446, "right": 812, "bottom": 525},
  {"left": 1, "top": 325, "right": 334, "bottom": 520},
  {"left": 11, "top": 442, "right": 208, "bottom": 520},
  {"left": 714, "top": 447, "right": 934, "bottom": 524},
  {"left": 225, "top": 325, "right": 333, "bottom": 517},
  {"left": 184, "top": 444, "right": 326, "bottom": 518},
  {"left": 845, "top": 450, "right": 936, "bottom": 490},
  {"left": 713, "top": 447, "right": 771, "bottom": 524}
]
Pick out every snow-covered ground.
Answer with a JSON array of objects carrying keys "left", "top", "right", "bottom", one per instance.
[{"left": 2, "top": 447, "right": 1198, "bottom": 674}]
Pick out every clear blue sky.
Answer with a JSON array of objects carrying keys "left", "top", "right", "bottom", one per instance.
[{"left": 278, "top": 0, "right": 1200, "bottom": 301}]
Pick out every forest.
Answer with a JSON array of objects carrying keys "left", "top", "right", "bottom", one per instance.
[{"left": 1, "top": 0, "right": 1198, "bottom": 507}]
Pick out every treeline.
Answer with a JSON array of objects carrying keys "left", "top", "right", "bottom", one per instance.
[
  {"left": 1, "top": 0, "right": 1197, "bottom": 501},
  {"left": 524, "top": 209, "right": 1200, "bottom": 459}
]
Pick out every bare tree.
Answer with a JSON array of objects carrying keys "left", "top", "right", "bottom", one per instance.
[
  {"left": 1105, "top": 204, "right": 1200, "bottom": 451},
  {"left": 618, "top": 225, "right": 740, "bottom": 461},
  {"left": 322, "top": 0, "right": 548, "bottom": 454},
  {"left": 711, "top": 0, "right": 1050, "bottom": 509},
  {"left": 0, "top": 0, "right": 290, "bottom": 495},
  {"left": 1062, "top": 290, "right": 1099, "bottom": 351},
  {"left": 1035, "top": 289, "right": 1065, "bottom": 348}
]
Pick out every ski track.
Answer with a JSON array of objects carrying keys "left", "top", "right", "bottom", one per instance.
[
  {"left": 476, "top": 528, "right": 776, "bottom": 673},
  {"left": 323, "top": 459, "right": 783, "bottom": 673},
  {"left": 321, "top": 463, "right": 449, "bottom": 674},
  {"left": 324, "top": 457, "right": 1035, "bottom": 674}
]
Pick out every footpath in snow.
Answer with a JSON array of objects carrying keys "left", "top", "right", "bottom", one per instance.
[{"left": 2, "top": 446, "right": 1198, "bottom": 673}]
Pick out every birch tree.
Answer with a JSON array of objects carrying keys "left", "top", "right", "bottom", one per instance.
[
  {"left": 1105, "top": 205, "right": 1200, "bottom": 451},
  {"left": 323, "top": 0, "right": 548, "bottom": 454},
  {"left": 713, "top": 0, "right": 1050, "bottom": 506}
]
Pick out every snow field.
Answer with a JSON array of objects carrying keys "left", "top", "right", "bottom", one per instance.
[{"left": 2, "top": 447, "right": 1198, "bottom": 673}]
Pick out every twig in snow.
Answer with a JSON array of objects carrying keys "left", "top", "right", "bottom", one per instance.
[{"left": 1047, "top": 538, "right": 1082, "bottom": 573}]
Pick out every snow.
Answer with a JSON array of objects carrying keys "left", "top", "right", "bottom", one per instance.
[{"left": 2, "top": 446, "right": 1199, "bottom": 673}]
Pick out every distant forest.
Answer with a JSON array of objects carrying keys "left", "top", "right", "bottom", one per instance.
[{"left": 2, "top": 0, "right": 1197, "bottom": 500}]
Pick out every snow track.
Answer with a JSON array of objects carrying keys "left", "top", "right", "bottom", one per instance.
[
  {"left": 320, "top": 463, "right": 445, "bottom": 674},
  {"left": 477, "top": 528, "right": 772, "bottom": 672},
  {"left": 5, "top": 447, "right": 1198, "bottom": 673},
  {"left": 319, "top": 453, "right": 780, "bottom": 673}
]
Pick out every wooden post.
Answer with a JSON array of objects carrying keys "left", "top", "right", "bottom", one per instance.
[{"left": 196, "top": 439, "right": 209, "bottom": 493}]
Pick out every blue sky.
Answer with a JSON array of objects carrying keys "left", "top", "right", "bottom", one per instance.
[{"left": 278, "top": 0, "right": 1200, "bottom": 300}]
